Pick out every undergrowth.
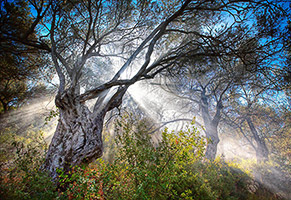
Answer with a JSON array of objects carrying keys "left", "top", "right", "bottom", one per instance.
[{"left": 0, "top": 115, "right": 288, "bottom": 199}]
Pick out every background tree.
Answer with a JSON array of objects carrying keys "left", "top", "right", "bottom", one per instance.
[
  {"left": 224, "top": 79, "right": 289, "bottom": 163},
  {"left": 0, "top": 0, "right": 50, "bottom": 114},
  {"left": 161, "top": 59, "right": 234, "bottom": 160},
  {"left": 158, "top": 0, "right": 290, "bottom": 160},
  {"left": 159, "top": 32, "right": 267, "bottom": 160}
]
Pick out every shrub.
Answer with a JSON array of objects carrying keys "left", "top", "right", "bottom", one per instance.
[
  {"left": 0, "top": 130, "right": 58, "bottom": 200},
  {"left": 61, "top": 114, "right": 206, "bottom": 199},
  {"left": 61, "top": 114, "right": 255, "bottom": 200}
]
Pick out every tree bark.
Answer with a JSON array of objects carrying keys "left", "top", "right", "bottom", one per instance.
[
  {"left": 246, "top": 117, "right": 269, "bottom": 163},
  {"left": 42, "top": 88, "right": 123, "bottom": 180},
  {"left": 204, "top": 122, "right": 220, "bottom": 160},
  {"left": 43, "top": 84, "right": 127, "bottom": 181},
  {"left": 200, "top": 90, "right": 220, "bottom": 160}
]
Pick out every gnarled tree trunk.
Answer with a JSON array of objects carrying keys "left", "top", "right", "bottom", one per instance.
[{"left": 43, "top": 87, "right": 126, "bottom": 180}]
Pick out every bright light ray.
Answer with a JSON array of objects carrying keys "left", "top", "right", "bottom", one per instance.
[{"left": 1, "top": 95, "right": 57, "bottom": 141}]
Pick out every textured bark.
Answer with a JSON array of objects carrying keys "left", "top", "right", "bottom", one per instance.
[
  {"left": 246, "top": 117, "right": 269, "bottom": 163},
  {"left": 43, "top": 87, "right": 126, "bottom": 180},
  {"left": 43, "top": 94, "right": 103, "bottom": 180}
]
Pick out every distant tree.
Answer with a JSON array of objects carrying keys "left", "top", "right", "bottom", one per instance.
[
  {"left": 270, "top": 105, "right": 291, "bottom": 172},
  {"left": 223, "top": 75, "right": 288, "bottom": 163},
  {"left": 162, "top": 61, "right": 232, "bottom": 159},
  {"left": 1, "top": 0, "right": 289, "bottom": 180},
  {"left": 162, "top": 48, "right": 263, "bottom": 160},
  {"left": 159, "top": 0, "right": 289, "bottom": 160},
  {"left": 0, "top": 1, "right": 49, "bottom": 114},
  {"left": 222, "top": 9, "right": 291, "bottom": 162}
]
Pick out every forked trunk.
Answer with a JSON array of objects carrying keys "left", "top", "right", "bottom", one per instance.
[{"left": 43, "top": 92, "right": 105, "bottom": 180}]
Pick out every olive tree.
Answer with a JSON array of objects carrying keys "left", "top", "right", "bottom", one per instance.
[{"left": 2, "top": 0, "right": 287, "bottom": 179}]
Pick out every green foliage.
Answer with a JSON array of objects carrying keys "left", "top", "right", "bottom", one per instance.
[
  {"left": 59, "top": 115, "right": 259, "bottom": 200},
  {"left": 0, "top": 130, "right": 58, "bottom": 200},
  {"left": 57, "top": 164, "right": 104, "bottom": 200},
  {"left": 0, "top": 130, "right": 17, "bottom": 164},
  {"left": 0, "top": 115, "right": 286, "bottom": 200},
  {"left": 107, "top": 114, "right": 206, "bottom": 199},
  {"left": 186, "top": 158, "right": 251, "bottom": 200},
  {"left": 45, "top": 108, "right": 60, "bottom": 124}
]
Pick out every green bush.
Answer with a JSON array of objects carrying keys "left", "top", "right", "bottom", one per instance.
[
  {"left": 60, "top": 115, "right": 206, "bottom": 199},
  {"left": 1, "top": 115, "right": 284, "bottom": 200},
  {"left": 0, "top": 130, "right": 58, "bottom": 200},
  {"left": 189, "top": 159, "right": 251, "bottom": 200},
  {"left": 61, "top": 114, "right": 255, "bottom": 200}
]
